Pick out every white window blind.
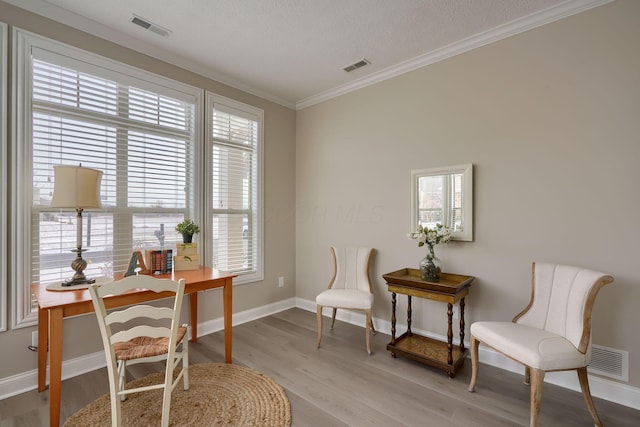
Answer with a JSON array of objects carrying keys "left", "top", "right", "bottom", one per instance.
[
  {"left": 13, "top": 30, "right": 201, "bottom": 325},
  {"left": 207, "top": 94, "right": 263, "bottom": 282}
]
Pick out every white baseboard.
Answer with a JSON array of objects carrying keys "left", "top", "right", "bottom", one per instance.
[
  {"left": 3, "top": 296, "right": 638, "bottom": 412},
  {"left": 0, "top": 297, "right": 297, "bottom": 401},
  {"left": 297, "top": 297, "right": 640, "bottom": 411},
  {"left": 0, "top": 350, "right": 106, "bottom": 400},
  {"left": 195, "top": 297, "right": 296, "bottom": 337}
]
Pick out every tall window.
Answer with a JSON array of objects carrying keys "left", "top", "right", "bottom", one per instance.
[
  {"left": 206, "top": 94, "right": 263, "bottom": 283},
  {"left": 12, "top": 30, "right": 202, "bottom": 326}
]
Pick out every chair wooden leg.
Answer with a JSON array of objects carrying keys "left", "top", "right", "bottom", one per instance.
[
  {"left": 468, "top": 336, "right": 480, "bottom": 392},
  {"left": 331, "top": 308, "right": 337, "bottom": 329},
  {"left": 161, "top": 365, "right": 173, "bottom": 427},
  {"left": 182, "top": 338, "right": 190, "bottom": 390},
  {"left": 118, "top": 361, "right": 126, "bottom": 402},
  {"left": 577, "top": 367, "right": 603, "bottom": 427},
  {"left": 467, "top": 335, "right": 480, "bottom": 393},
  {"left": 529, "top": 369, "right": 545, "bottom": 427},
  {"left": 316, "top": 305, "right": 323, "bottom": 348},
  {"left": 365, "top": 309, "right": 372, "bottom": 355},
  {"left": 524, "top": 366, "right": 531, "bottom": 385},
  {"left": 112, "top": 395, "right": 121, "bottom": 427},
  {"left": 109, "top": 362, "right": 122, "bottom": 427},
  {"left": 370, "top": 316, "right": 376, "bottom": 335}
]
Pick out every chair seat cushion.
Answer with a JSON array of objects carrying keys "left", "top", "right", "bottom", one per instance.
[
  {"left": 114, "top": 326, "right": 187, "bottom": 361},
  {"left": 316, "top": 289, "right": 373, "bottom": 309},
  {"left": 470, "top": 321, "right": 588, "bottom": 371}
]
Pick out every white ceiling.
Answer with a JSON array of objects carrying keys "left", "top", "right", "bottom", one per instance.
[{"left": 6, "top": 0, "right": 610, "bottom": 109}]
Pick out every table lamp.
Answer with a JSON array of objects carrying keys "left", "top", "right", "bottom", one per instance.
[{"left": 50, "top": 164, "right": 103, "bottom": 286}]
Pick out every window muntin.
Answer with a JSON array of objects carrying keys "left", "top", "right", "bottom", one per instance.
[{"left": 13, "top": 30, "right": 201, "bottom": 326}]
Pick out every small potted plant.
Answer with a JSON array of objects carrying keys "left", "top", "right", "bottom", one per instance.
[{"left": 175, "top": 219, "right": 200, "bottom": 243}]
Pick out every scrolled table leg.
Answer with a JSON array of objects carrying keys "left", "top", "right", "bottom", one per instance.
[
  {"left": 391, "top": 292, "right": 397, "bottom": 345},
  {"left": 447, "top": 303, "right": 454, "bottom": 366},
  {"left": 390, "top": 292, "right": 397, "bottom": 357},
  {"left": 407, "top": 295, "right": 412, "bottom": 336},
  {"left": 459, "top": 298, "right": 466, "bottom": 352}
]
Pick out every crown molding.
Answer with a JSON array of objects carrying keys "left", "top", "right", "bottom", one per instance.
[
  {"left": 4, "top": 0, "right": 614, "bottom": 111},
  {"left": 3, "top": 0, "right": 296, "bottom": 109},
  {"left": 295, "top": 0, "right": 614, "bottom": 110}
]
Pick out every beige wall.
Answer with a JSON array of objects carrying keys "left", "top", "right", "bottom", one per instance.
[
  {"left": 296, "top": 0, "right": 640, "bottom": 388},
  {"left": 0, "top": 2, "right": 296, "bottom": 379}
]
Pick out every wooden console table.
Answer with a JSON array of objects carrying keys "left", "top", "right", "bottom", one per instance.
[{"left": 383, "top": 268, "right": 474, "bottom": 378}]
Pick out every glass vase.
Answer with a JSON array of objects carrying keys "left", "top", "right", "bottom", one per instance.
[{"left": 420, "top": 245, "right": 441, "bottom": 282}]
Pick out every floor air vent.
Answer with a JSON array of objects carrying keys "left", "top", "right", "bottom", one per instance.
[{"left": 588, "top": 344, "right": 628, "bottom": 381}]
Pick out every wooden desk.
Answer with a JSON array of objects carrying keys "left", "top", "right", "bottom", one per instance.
[
  {"left": 382, "top": 268, "right": 474, "bottom": 378},
  {"left": 32, "top": 266, "right": 236, "bottom": 427}
]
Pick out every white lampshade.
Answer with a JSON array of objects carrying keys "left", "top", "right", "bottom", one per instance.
[{"left": 50, "top": 165, "right": 103, "bottom": 209}]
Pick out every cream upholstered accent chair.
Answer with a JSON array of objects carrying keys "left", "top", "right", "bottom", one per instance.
[
  {"left": 468, "top": 262, "right": 614, "bottom": 427},
  {"left": 316, "top": 247, "right": 376, "bottom": 354},
  {"left": 88, "top": 275, "right": 190, "bottom": 427}
]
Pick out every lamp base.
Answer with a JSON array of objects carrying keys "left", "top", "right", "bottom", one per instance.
[
  {"left": 61, "top": 247, "right": 94, "bottom": 287},
  {"left": 61, "top": 277, "right": 97, "bottom": 287}
]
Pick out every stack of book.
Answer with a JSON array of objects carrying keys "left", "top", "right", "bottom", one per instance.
[
  {"left": 145, "top": 249, "right": 173, "bottom": 275},
  {"left": 174, "top": 243, "right": 199, "bottom": 271}
]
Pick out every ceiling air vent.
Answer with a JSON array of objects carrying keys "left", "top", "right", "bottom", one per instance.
[
  {"left": 343, "top": 59, "right": 370, "bottom": 73},
  {"left": 130, "top": 15, "right": 171, "bottom": 38}
]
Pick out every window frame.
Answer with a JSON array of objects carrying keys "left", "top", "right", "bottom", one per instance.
[
  {"left": 11, "top": 28, "right": 204, "bottom": 327},
  {"left": 0, "top": 22, "right": 7, "bottom": 332},
  {"left": 204, "top": 93, "right": 264, "bottom": 284}
]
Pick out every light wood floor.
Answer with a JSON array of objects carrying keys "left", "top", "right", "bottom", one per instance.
[{"left": 1, "top": 308, "right": 638, "bottom": 426}]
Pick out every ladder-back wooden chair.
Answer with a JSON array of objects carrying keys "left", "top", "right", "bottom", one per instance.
[{"left": 88, "top": 275, "right": 189, "bottom": 427}]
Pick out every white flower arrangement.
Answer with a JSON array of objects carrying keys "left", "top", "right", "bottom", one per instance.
[{"left": 407, "top": 223, "right": 453, "bottom": 248}]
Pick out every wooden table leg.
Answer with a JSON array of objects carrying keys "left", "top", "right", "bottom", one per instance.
[
  {"left": 390, "top": 292, "right": 397, "bottom": 357},
  {"left": 407, "top": 295, "right": 412, "bottom": 336},
  {"left": 459, "top": 298, "right": 466, "bottom": 352},
  {"left": 190, "top": 292, "right": 198, "bottom": 342},
  {"left": 37, "top": 306, "right": 48, "bottom": 392},
  {"left": 49, "top": 308, "right": 63, "bottom": 427},
  {"left": 223, "top": 277, "right": 233, "bottom": 363},
  {"left": 447, "top": 303, "right": 453, "bottom": 367}
]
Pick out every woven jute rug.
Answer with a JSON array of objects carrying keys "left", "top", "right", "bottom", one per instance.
[{"left": 64, "top": 363, "right": 291, "bottom": 426}]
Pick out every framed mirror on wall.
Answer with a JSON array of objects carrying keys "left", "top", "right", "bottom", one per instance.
[
  {"left": 1, "top": 22, "right": 7, "bottom": 332},
  {"left": 411, "top": 164, "right": 473, "bottom": 242}
]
